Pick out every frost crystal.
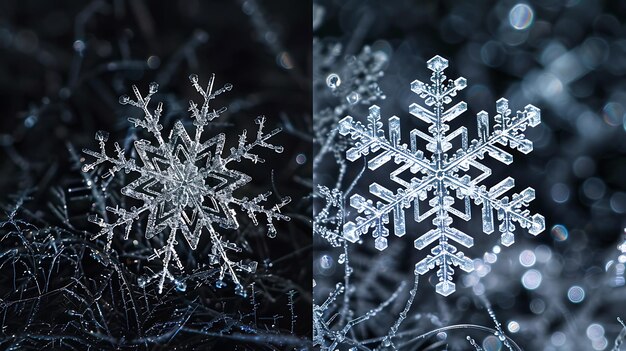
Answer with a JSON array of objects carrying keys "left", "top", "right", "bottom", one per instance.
[
  {"left": 82, "top": 74, "right": 290, "bottom": 294},
  {"left": 338, "top": 55, "right": 545, "bottom": 296}
]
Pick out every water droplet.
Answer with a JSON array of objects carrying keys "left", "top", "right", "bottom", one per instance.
[
  {"left": 320, "top": 255, "right": 333, "bottom": 269},
  {"left": 189, "top": 74, "right": 199, "bottom": 83},
  {"left": 119, "top": 95, "right": 130, "bottom": 104},
  {"left": 338, "top": 253, "right": 346, "bottom": 264},
  {"left": 326, "top": 73, "right": 341, "bottom": 89},
  {"left": 237, "top": 286, "right": 248, "bottom": 297},
  {"left": 24, "top": 115, "right": 38, "bottom": 128},
  {"left": 248, "top": 261, "right": 258, "bottom": 273},
  {"left": 73, "top": 40, "right": 85, "bottom": 52},
  {"left": 149, "top": 82, "right": 159, "bottom": 94},
  {"left": 346, "top": 91, "right": 361, "bottom": 105},
  {"left": 175, "top": 280, "right": 187, "bottom": 292}
]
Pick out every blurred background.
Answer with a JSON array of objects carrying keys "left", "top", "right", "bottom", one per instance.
[
  {"left": 313, "top": 0, "right": 626, "bottom": 350},
  {"left": 0, "top": 0, "right": 311, "bottom": 349}
]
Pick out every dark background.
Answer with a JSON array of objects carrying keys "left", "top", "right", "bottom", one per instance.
[
  {"left": 0, "top": 0, "right": 311, "bottom": 350},
  {"left": 314, "top": 0, "right": 626, "bottom": 350}
]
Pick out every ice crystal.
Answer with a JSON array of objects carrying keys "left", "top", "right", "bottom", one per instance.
[
  {"left": 82, "top": 74, "right": 290, "bottom": 294},
  {"left": 338, "top": 55, "right": 545, "bottom": 296},
  {"left": 313, "top": 43, "right": 388, "bottom": 172}
]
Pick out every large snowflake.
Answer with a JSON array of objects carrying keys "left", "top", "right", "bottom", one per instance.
[
  {"left": 338, "top": 56, "right": 545, "bottom": 296},
  {"left": 82, "top": 74, "right": 290, "bottom": 294}
]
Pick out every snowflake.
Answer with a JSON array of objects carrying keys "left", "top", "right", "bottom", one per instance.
[
  {"left": 82, "top": 74, "right": 290, "bottom": 294},
  {"left": 337, "top": 55, "right": 545, "bottom": 296}
]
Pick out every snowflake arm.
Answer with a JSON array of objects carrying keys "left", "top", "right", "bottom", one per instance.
[
  {"left": 314, "top": 185, "right": 345, "bottom": 247},
  {"left": 235, "top": 192, "right": 291, "bottom": 238},
  {"left": 88, "top": 204, "right": 150, "bottom": 251},
  {"left": 224, "top": 116, "right": 285, "bottom": 164}
]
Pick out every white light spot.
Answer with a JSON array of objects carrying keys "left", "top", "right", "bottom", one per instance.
[
  {"left": 522, "top": 269, "right": 542, "bottom": 290},
  {"left": 509, "top": 4, "right": 534, "bottom": 30},
  {"left": 519, "top": 249, "right": 536, "bottom": 267},
  {"left": 567, "top": 285, "right": 585, "bottom": 303}
]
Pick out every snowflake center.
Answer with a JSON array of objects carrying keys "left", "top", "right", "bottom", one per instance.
[
  {"left": 166, "top": 161, "right": 205, "bottom": 208},
  {"left": 435, "top": 170, "right": 445, "bottom": 180}
]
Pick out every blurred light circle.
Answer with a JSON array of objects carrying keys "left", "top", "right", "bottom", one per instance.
[
  {"left": 530, "top": 298, "right": 546, "bottom": 314},
  {"left": 481, "top": 41, "right": 506, "bottom": 67},
  {"left": 277, "top": 52, "right": 294, "bottom": 69},
  {"left": 15, "top": 30, "right": 38, "bottom": 53},
  {"left": 567, "top": 285, "right": 585, "bottom": 303},
  {"left": 147, "top": 55, "right": 160, "bottom": 69},
  {"left": 551, "top": 183, "right": 570, "bottom": 203},
  {"left": 592, "top": 338, "right": 608, "bottom": 350},
  {"left": 507, "top": 320, "right": 520, "bottom": 333},
  {"left": 580, "top": 37, "right": 609, "bottom": 69},
  {"left": 610, "top": 192, "right": 626, "bottom": 213},
  {"left": 576, "top": 112, "right": 604, "bottom": 139},
  {"left": 320, "top": 255, "right": 333, "bottom": 269},
  {"left": 519, "top": 249, "right": 536, "bottom": 267},
  {"left": 522, "top": 269, "right": 542, "bottom": 290},
  {"left": 73, "top": 39, "right": 85, "bottom": 52},
  {"left": 536, "top": 72, "right": 563, "bottom": 98},
  {"left": 573, "top": 156, "right": 596, "bottom": 178},
  {"left": 296, "top": 153, "right": 307, "bottom": 165},
  {"left": 473, "top": 283, "right": 486, "bottom": 296},
  {"left": 582, "top": 177, "right": 606, "bottom": 200},
  {"left": 509, "top": 4, "right": 534, "bottom": 30},
  {"left": 482, "top": 335, "right": 502, "bottom": 351},
  {"left": 551, "top": 332, "right": 566, "bottom": 346},
  {"left": 586, "top": 324, "right": 605, "bottom": 340},
  {"left": 535, "top": 245, "right": 553, "bottom": 263},
  {"left": 602, "top": 102, "right": 624, "bottom": 126},
  {"left": 551, "top": 224, "right": 569, "bottom": 242}
]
